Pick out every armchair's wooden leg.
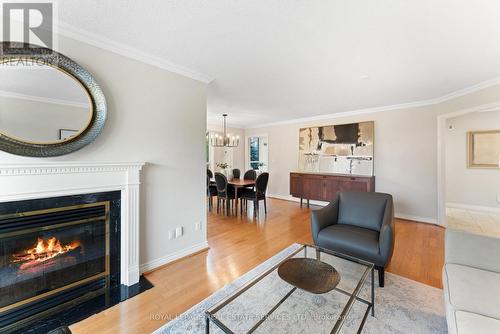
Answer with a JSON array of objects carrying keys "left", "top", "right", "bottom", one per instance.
[
  {"left": 377, "top": 267, "right": 385, "bottom": 288},
  {"left": 300, "top": 198, "right": 303, "bottom": 208},
  {"left": 264, "top": 198, "right": 267, "bottom": 214}
]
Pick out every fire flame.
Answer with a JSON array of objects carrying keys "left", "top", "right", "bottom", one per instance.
[{"left": 12, "top": 237, "right": 81, "bottom": 267}]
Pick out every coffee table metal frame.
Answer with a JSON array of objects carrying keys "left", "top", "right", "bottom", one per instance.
[{"left": 205, "top": 244, "right": 375, "bottom": 334}]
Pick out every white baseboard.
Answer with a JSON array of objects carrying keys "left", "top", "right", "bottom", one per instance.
[
  {"left": 446, "top": 202, "right": 500, "bottom": 214},
  {"left": 268, "top": 194, "right": 439, "bottom": 225},
  {"left": 395, "top": 213, "right": 438, "bottom": 225},
  {"left": 139, "top": 241, "right": 209, "bottom": 274}
]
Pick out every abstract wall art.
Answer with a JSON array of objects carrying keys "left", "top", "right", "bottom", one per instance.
[{"left": 298, "top": 121, "right": 374, "bottom": 175}]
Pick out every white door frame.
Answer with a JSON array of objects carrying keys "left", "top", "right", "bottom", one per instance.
[
  {"left": 436, "top": 101, "right": 500, "bottom": 226},
  {"left": 245, "top": 133, "right": 268, "bottom": 171}
]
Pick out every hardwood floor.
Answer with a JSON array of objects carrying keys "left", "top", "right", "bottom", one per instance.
[{"left": 70, "top": 198, "right": 444, "bottom": 333}]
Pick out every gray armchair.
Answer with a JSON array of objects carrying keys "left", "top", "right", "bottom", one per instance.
[{"left": 311, "top": 191, "right": 395, "bottom": 287}]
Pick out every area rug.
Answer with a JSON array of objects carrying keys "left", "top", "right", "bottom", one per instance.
[{"left": 154, "top": 244, "right": 447, "bottom": 333}]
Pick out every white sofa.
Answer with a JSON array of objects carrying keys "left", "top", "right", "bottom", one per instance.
[{"left": 443, "top": 229, "right": 500, "bottom": 333}]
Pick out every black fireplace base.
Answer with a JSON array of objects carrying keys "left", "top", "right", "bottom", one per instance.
[{"left": 11, "top": 276, "right": 154, "bottom": 334}]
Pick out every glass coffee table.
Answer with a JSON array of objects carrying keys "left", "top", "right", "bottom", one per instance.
[{"left": 205, "top": 244, "right": 375, "bottom": 334}]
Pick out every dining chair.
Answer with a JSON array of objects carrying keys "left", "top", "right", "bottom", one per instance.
[
  {"left": 243, "top": 169, "right": 257, "bottom": 180},
  {"left": 241, "top": 169, "right": 258, "bottom": 208},
  {"left": 207, "top": 175, "right": 218, "bottom": 212},
  {"left": 207, "top": 169, "right": 213, "bottom": 179},
  {"left": 241, "top": 172, "right": 269, "bottom": 217},
  {"left": 232, "top": 169, "right": 241, "bottom": 179},
  {"left": 214, "top": 172, "right": 241, "bottom": 215}
]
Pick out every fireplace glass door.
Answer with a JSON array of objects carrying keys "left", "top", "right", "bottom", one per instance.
[{"left": 0, "top": 202, "right": 110, "bottom": 313}]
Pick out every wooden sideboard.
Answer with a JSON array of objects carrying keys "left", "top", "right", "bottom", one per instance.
[{"left": 290, "top": 172, "right": 375, "bottom": 208}]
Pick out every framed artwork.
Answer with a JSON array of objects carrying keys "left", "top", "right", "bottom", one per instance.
[
  {"left": 59, "top": 129, "right": 79, "bottom": 141},
  {"left": 298, "top": 121, "right": 374, "bottom": 176},
  {"left": 468, "top": 130, "right": 500, "bottom": 168}
]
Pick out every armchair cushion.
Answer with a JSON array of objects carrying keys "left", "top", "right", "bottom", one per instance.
[
  {"left": 338, "top": 192, "right": 392, "bottom": 232},
  {"left": 317, "top": 224, "right": 387, "bottom": 266}
]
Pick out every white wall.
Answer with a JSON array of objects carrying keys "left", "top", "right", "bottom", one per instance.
[
  {"left": 245, "top": 107, "right": 439, "bottom": 222},
  {"left": 0, "top": 35, "right": 208, "bottom": 271},
  {"left": 446, "top": 111, "right": 500, "bottom": 209},
  {"left": 245, "top": 84, "right": 500, "bottom": 224},
  {"left": 0, "top": 96, "right": 89, "bottom": 142}
]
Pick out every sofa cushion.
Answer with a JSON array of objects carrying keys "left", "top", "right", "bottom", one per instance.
[
  {"left": 455, "top": 311, "right": 500, "bottom": 334},
  {"left": 443, "top": 263, "right": 500, "bottom": 320},
  {"left": 316, "top": 224, "right": 385, "bottom": 266},
  {"left": 338, "top": 192, "right": 390, "bottom": 232}
]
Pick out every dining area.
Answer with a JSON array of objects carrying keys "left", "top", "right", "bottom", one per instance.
[{"left": 207, "top": 168, "right": 269, "bottom": 217}]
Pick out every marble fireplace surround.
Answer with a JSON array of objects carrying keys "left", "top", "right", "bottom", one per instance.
[{"left": 0, "top": 161, "right": 145, "bottom": 286}]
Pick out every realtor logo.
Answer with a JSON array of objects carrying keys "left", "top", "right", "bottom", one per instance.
[{"left": 1, "top": 2, "right": 54, "bottom": 54}]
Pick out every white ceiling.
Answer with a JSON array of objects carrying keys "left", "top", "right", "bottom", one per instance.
[{"left": 55, "top": 0, "right": 500, "bottom": 127}]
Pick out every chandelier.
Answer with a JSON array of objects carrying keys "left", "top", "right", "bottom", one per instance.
[{"left": 210, "top": 114, "right": 239, "bottom": 147}]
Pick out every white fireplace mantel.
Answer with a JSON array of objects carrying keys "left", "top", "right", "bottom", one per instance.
[{"left": 0, "top": 161, "right": 146, "bottom": 286}]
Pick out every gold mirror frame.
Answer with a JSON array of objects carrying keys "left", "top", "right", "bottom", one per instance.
[
  {"left": 0, "top": 42, "right": 107, "bottom": 157},
  {"left": 468, "top": 130, "right": 500, "bottom": 169}
]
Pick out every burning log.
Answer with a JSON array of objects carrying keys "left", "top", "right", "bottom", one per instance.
[{"left": 11, "top": 237, "right": 81, "bottom": 270}]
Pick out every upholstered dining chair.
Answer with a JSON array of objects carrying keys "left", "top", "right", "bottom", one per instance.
[
  {"left": 232, "top": 169, "right": 241, "bottom": 179},
  {"left": 243, "top": 169, "right": 257, "bottom": 180},
  {"left": 207, "top": 175, "right": 218, "bottom": 212},
  {"left": 241, "top": 172, "right": 269, "bottom": 217},
  {"left": 214, "top": 172, "right": 241, "bottom": 215},
  {"left": 310, "top": 191, "right": 395, "bottom": 287}
]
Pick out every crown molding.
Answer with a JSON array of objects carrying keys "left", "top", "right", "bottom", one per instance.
[
  {"left": 245, "top": 76, "right": 500, "bottom": 129},
  {"left": 244, "top": 100, "right": 431, "bottom": 129},
  {"left": 0, "top": 161, "right": 146, "bottom": 176},
  {"left": 56, "top": 22, "right": 214, "bottom": 84},
  {"left": 0, "top": 89, "right": 88, "bottom": 108},
  {"left": 431, "top": 76, "right": 500, "bottom": 104}
]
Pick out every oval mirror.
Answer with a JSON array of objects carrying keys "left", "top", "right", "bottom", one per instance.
[
  {"left": 0, "top": 64, "right": 92, "bottom": 144},
  {"left": 0, "top": 42, "right": 106, "bottom": 157}
]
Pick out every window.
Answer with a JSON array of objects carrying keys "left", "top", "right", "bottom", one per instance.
[
  {"left": 247, "top": 135, "right": 268, "bottom": 171},
  {"left": 249, "top": 137, "right": 260, "bottom": 170}
]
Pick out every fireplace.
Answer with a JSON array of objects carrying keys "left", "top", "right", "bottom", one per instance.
[{"left": 0, "top": 192, "right": 123, "bottom": 333}]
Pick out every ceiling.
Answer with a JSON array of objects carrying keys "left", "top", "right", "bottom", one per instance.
[{"left": 55, "top": 0, "right": 500, "bottom": 127}]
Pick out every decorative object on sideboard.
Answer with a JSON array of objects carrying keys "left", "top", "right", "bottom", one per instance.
[
  {"left": 210, "top": 114, "right": 239, "bottom": 147},
  {"left": 468, "top": 129, "right": 500, "bottom": 169},
  {"left": 0, "top": 42, "right": 107, "bottom": 157},
  {"left": 299, "top": 121, "right": 374, "bottom": 176}
]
